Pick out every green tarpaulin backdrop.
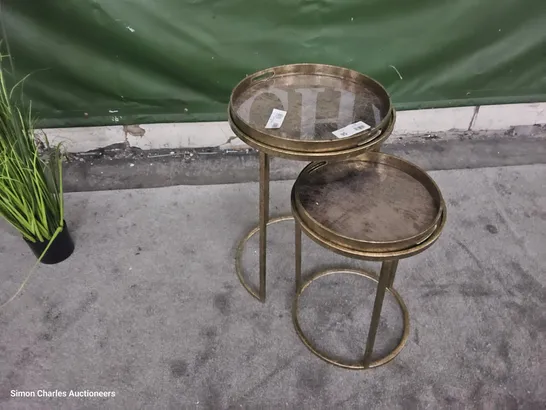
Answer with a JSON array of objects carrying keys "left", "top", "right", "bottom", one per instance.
[{"left": 1, "top": 0, "right": 545, "bottom": 128}]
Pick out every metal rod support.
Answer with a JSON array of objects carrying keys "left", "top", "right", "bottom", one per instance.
[
  {"left": 363, "top": 259, "right": 399, "bottom": 365},
  {"left": 295, "top": 220, "right": 302, "bottom": 294},
  {"left": 386, "top": 259, "right": 399, "bottom": 289},
  {"left": 258, "top": 152, "right": 270, "bottom": 302}
]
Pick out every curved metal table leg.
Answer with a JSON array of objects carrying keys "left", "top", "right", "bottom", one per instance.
[
  {"left": 292, "top": 267, "right": 409, "bottom": 370},
  {"left": 235, "top": 215, "right": 294, "bottom": 301},
  {"left": 234, "top": 151, "right": 299, "bottom": 302}
]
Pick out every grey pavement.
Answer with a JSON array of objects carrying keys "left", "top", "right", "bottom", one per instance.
[{"left": 0, "top": 164, "right": 545, "bottom": 409}]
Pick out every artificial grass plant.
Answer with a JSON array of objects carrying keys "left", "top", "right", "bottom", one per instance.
[{"left": 0, "top": 52, "right": 65, "bottom": 249}]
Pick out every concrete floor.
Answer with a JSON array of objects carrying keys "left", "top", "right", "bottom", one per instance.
[{"left": 0, "top": 164, "right": 545, "bottom": 409}]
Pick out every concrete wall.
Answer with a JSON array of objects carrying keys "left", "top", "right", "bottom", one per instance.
[{"left": 40, "top": 103, "right": 546, "bottom": 154}]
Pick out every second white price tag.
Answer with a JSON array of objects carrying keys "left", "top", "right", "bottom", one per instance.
[{"left": 332, "top": 121, "right": 371, "bottom": 138}]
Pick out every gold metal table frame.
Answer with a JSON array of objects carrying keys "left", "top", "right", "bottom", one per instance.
[
  {"left": 290, "top": 155, "right": 447, "bottom": 369},
  {"left": 231, "top": 110, "right": 396, "bottom": 302},
  {"left": 293, "top": 208, "right": 447, "bottom": 369}
]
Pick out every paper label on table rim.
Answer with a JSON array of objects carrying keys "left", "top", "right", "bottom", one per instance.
[
  {"left": 332, "top": 121, "right": 371, "bottom": 138},
  {"left": 265, "top": 109, "right": 287, "bottom": 129}
]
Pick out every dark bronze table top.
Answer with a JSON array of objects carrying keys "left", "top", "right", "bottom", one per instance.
[
  {"left": 292, "top": 152, "right": 446, "bottom": 254},
  {"left": 229, "top": 64, "right": 393, "bottom": 155}
]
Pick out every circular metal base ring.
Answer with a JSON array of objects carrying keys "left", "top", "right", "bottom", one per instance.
[
  {"left": 292, "top": 268, "right": 410, "bottom": 369},
  {"left": 235, "top": 215, "right": 294, "bottom": 301}
]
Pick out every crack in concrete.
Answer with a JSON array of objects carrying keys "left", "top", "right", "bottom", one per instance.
[{"left": 468, "top": 106, "right": 481, "bottom": 131}]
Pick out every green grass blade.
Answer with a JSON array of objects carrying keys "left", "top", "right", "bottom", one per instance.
[{"left": 0, "top": 59, "right": 64, "bottom": 242}]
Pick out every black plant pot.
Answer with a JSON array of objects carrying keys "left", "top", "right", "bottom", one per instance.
[{"left": 24, "top": 221, "right": 75, "bottom": 264}]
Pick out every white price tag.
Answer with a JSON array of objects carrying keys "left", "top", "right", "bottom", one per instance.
[
  {"left": 265, "top": 109, "right": 287, "bottom": 129},
  {"left": 332, "top": 121, "right": 371, "bottom": 138}
]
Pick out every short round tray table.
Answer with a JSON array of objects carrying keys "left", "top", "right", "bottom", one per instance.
[
  {"left": 291, "top": 152, "right": 447, "bottom": 369},
  {"left": 229, "top": 63, "right": 396, "bottom": 302}
]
